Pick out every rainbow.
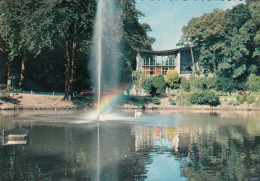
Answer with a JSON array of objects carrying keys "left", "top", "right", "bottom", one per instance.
[{"left": 95, "top": 84, "right": 129, "bottom": 113}]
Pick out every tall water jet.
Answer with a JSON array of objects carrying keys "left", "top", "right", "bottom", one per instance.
[{"left": 90, "top": 0, "right": 122, "bottom": 119}]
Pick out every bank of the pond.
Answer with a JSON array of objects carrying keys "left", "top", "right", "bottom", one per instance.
[
  {"left": 1, "top": 94, "right": 260, "bottom": 111},
  {"left": 0, "top": 94, "right": 75, "bottom": 110}
]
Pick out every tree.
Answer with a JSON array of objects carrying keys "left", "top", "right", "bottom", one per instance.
[
  {"left": 152, "top": 75, "right": 165, "bottom": 95},
  {"left": 0, "top": 0, "right": 96, "bottom": 99},
  {"left": 180, "top": 77, "right": 190, "bottom": 92},
  {"left": 164, "top": 71, "right": 180, "bottom": 89},
  {"left": 216, "top": 75, "right": 236, "bottom": 95},
  {"left": 179, "top": 9, "right": 226, "bottom": 73},
  {"left": 246, "top": 75, "right": 260, "bottom": 92},
  {"left": 141, "top": 76, "right": 152, "bottom": 94},
  {"left": 179, "top": 3, "right": 260, "bottom": 92},
  {"left": 120, "top": 0, "right": 155, "bottom": 72},
  {"left": 0, "top": 0, "right": 26, "bottom": 85}
]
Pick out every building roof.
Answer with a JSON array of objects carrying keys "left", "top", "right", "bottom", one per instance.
[{"left": 139, "top": 46, "right": 195, "bottom": 56}]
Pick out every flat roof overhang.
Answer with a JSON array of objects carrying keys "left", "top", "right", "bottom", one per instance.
[
  {"left": 139, "top": 46, "right": 195, "bottom": 56},
  {"left": 143, "top": 65, "right": 176, "bottom": 67}
]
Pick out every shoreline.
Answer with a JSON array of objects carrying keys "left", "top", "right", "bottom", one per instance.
[{"left": 1, "top": 94, "right": 260, "bottom": 112}]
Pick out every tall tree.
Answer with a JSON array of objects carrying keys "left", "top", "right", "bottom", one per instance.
[
  {"left": 2, "top": 0, "right": 96, "bottom": 100},
  {"left": 120, "top": 0, "right": 155, "bottom": 82},
  {"left": 179, "top": 3, "right": 260, "bottom": 90}
]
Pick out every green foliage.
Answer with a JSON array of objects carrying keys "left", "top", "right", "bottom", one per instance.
[
  {"left": 205, "top": 75, "right": 218, "bottom": 90},
  {"left": 169, "top": 98, "right": 176, "bottom": 105},
  {"left": 189, "top": 75, "right": 207, "bottom": 91},
  {"left": 189, "top": 90, "right": 220, "bottom": 107},
  {"left": 152, "top": 98, "right": 161, "bottom": 105},
  {"left": 164, "top": 71, "right": 180, "bottom": 89},
  {"left": 122, "top": 95, "right": 151, "bottom": 106},
  {"left": 179, "top": 3, "right": 260, "bottom": 91},
  {"left": 0, "top": 0, "right": 155, "bottom": 98},
  {"left": 152, "top": 75, "right": 166, "bottom": 95},
  {"left": 180, "top": 77, "right": 190, "bottom": 92},
  {"left": 247, "top": 95, "right": 256, "bottom": 104},
  {"left": 175, "top": 90, "right": 191, "bottom": 106},
  {"left": 236, "top": 95, "right": 245, "bottom": 104},
  {"left": 246, "top": 75, "right": 260, "bottom": 92},
  {"left": 255, "top": 98, "right": 260, "bottom": 107},
  {"left": 140, "top": 76, "right": 153, "bottom": 94},
  {"left": 228, "top": 100, "right": 234, "bottom": 105},
  {"left": 242, "top": 93, "right": 247, "bottom": 102},
  {"left": 216, "top": 75, "right": 236, "bottom": 93}
]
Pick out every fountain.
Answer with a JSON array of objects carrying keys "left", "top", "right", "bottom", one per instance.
[
  {"left": 90, "top": 0, "right": 122, "bottom": 119},
  {"left": 89, "top": 0, "right": 122, "bottom": 180}
]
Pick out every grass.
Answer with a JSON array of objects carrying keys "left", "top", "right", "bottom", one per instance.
[{"left": 219, "top": 95, "right": 237, "bottom": 99}]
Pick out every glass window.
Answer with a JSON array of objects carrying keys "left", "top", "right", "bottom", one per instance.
[
  {"left": 150, "top": 67, "right": 155, "bottom": 75},
  {"left": 162, "top": 67, "right": 168, "bottom": 75}
]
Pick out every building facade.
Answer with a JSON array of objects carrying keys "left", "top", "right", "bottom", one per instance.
[{"left": 136, "top": 47, "right": 200, "bottom": 75}]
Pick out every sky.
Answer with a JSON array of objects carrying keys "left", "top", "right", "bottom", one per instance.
[{"left": 136, "top": 0, "right": 245, "bottom": 51}]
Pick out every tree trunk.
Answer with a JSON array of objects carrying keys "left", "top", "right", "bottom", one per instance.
[
  {"left": 5, "top": 59, "right": 12, "bottom": 86},
  {"left": 190, "top": 46, "right": 196, "bottom": 73},
  {"left": 64, "top": 41, "right": 78, "bottom": 101},
  {"left": 19, "top": 52, "right": 28, "bottom": 90},
  {"left": 19, "top": 60, "right": 25, "bottom": 89}
]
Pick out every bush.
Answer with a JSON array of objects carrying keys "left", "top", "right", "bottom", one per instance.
[
  {"left": 169, "top": 98, "right": 176, "bottom": 105},
  {"left": 180, "top": 77, "right": 190, "bottom": 92},
  {"left": 242, "top": 93, "right": 247, "bottom": 102},
  {"left": 255, "top": 98, "right": 260, "bottom": 107},
  {"left": 164, "top": 71, "right": 180, "bottom": 89},
  {"left": 188, "top": 90, "right": 220, "bottom": 107},
  {"left": 141, "top": 76, "right": 153, "bottom": 94},
  {"left": 152, "top": 98, "right": 161, "bottom": 105},
  {"left": 228, "top": 100, "right": 234, "bottom": 105},
  {"left": 247, "top": 96, "right": 256, "bottom": 104},
  {"left": 236, "top": 94, "right": 247, "bottom": 104},
  {"left": 152, "top": 75, "right": 166, "bottom": 95},
  {"left": 216, "top": 75, "right": 236, "bottom": 94},
  {"left": 246, "top": 75, "right": 260, "bottom": 92},
  {"left": 189, "top": 75, "right": 207, "bottom": 91},
  {"left": 175, "top": 90, "right": 191, "bottom": 106},
  {"left": 205, "top": 75, "right": 217, "bottom": 90}
]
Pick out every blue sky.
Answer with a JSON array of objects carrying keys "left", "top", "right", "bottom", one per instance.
[{"left": 136, "top": 0, "right": 245, "bottom": 50}]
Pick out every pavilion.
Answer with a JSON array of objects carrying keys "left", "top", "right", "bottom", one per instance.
[{"left": 136, "top": 47, "right": 200, "bottom": 75}]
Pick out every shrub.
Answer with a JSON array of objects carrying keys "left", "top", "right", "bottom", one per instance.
[
  {"left": 255, "top": 98, "right": 260, "bottom": 108},
  {"left": 164, "top": 71, "right": 180, "bottom": 89},
  {"left": 169, "top": 98, "right": 176, "bottom": 105},
  {"left": 152, "top": 75, "right": 166, "bottom": 95},
  {"left": 205, "top": 75, "right": 217, "bottom": 90},
  {"left": 175, "top": 90, "right": 191, "bottom": 106},
  {"left": 247, "top": 96, "right": 256, "bottom": 104},
  {"left": 180, "top": 77, "right": 190, "bottom": 92},
  {"left": 216, "top": 75, "right": 236, "bottom": 95},
  {"left": 188, "top": 90, "right": 220, "bottom": 107},
  {"left": 236, "top": 94, "right": 247, "bottom": 104},
  {"left": 189, "top": 75, "right": 207, "bottom": 91},
  {"left": 141, "top": 76, "right": 153, "bottom": 94},
  {"left": 152, "top": 98, "right": 161, "bottom": 105},
  {"left": 246, "top": 75, "right": 260, "bottom": 92},
  {"left": 242, "top": 93, "right": 247, "bottom": 102},
  {"left": 228, "top": 100, "right": 234, "bottom": 105}
]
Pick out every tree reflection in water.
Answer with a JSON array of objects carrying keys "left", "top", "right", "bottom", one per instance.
[{"left": 0, "top": 111, "right": 259, "bottom": 180}]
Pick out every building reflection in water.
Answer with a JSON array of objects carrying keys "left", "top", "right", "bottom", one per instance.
[{"left": 0, "top": 111, "right": 259, "bottom": 180}]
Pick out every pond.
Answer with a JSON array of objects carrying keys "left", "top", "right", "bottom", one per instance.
[{"left": 0, "top": 110, "right": 259, "bottom": 180}]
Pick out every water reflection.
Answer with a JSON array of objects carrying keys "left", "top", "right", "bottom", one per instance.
[{"left": 0, "top": 110, "right": 259, "bottom": 180}]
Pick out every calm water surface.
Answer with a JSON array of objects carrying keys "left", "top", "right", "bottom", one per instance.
[{"left": 0, "top": 110, "right": 259, "bottom": 181}]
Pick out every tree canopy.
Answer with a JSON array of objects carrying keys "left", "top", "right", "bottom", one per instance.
[
  {"left": 179, "top": 3, "right": 259, "bottom": 91},
  {"left": 0, "top": 0, "right": 154, "bottom": 99}
]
